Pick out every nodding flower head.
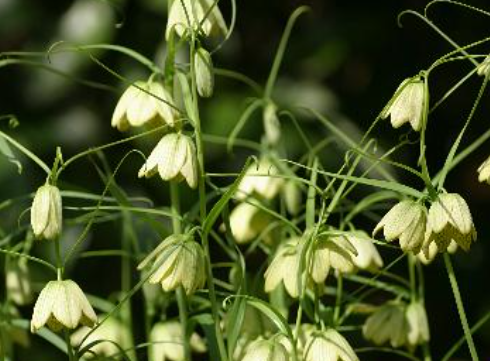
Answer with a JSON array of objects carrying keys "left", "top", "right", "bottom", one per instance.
[
  {"left": 31, "top": 279, "right": 97, "bottom": 333},
  {"left": 382, "top": 76, "right": 425, "bottom": 131},
  {"left": 423, "top": 193, "right": 476, "bottom": 255},
  {"left": 242, "top": 337, "right": 290, "bottom": 361},
  {"left": 138, "top": 234, "right": 206, "bottom": 295},
  {"left": 303, "top": 329, "right": 359, "bottom": 361},
  {"left": 373, "top": 199, "right": 427, "bottom": 254},
  {"left": 138, "top": 133, "right": 198, "bottom": 189},
  {"left": 112, "top": 79, "right": 177, "bottom": 131}
]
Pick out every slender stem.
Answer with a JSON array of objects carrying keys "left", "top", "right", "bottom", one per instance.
[
  {"left": 176, "top": 287, "right": 191, "bottom": 361},
  {"left": 408, "top": 254, "right": 417, "bottom": 302},
  {"left": 189, "top": 34, "right": 228, "bottom": 361},
  {"left": 444, "top": 253, "right": 479, "bottom": 361},
  {"left": 54, "top": 237, "right": 63, "bottom": 281},
  {"left": 64, "top": 330, "right": 77, "bottom": 361},
  {"left": 333, "top": 274, "right": 343, "bottom": 326},
  {"left": 169, "top": 183, "right": 191, "bottom": 361}
]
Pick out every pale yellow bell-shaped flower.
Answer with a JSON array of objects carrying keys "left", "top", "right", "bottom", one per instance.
[
  {"left": 373, "top": 200, "right": 426, "bottom": 254},
  {"left": 71, "top": 316, "right": 132, "bottom": 359},
  {"left": 31, "top": 279, "right": 97, "bottom": 333},
  {"left": 194, "top": 47, "right": 214, "bottom": 98},
  {"left": 138, "top": 133, "right": 198, "bottom": 189},
  {"left": 236, "top": 158, "right": 283, "bottom": 200},
  {"left": 165, "top": 0, "right": 227, "bottom": 39},
  {"left": 345, "top": 231, "right": 383, "bottom": 272},
  {"left": 149, "top": 321, "right": 206, "bottom": 361},
  {"left": 303, "top": 329, "right": 359, "bottom": 361},
  {"left": 228, "top": 202, "right": 271, "bottom": 244},
  {"left": 406, "top": 301, "right": 430, "bottom": 347},
  {"left": 362, "top": 302, "right": 408, "bottom": 348},
  {"left": 6, "top": 259, "right": 32, "bottom": 306},
  {"left": 382, "top": 77, "right": 425, "bottom": 131},
  {"left": 423, "top": 193, "right": 476, "bottom": 255},
  {"left": 31, "top": 184, "right": 62, "bottom": 241},
  {"left": 264, "top": 238, "right": 302, "bottom": 298},
  {"left": 112, "top": 80, "right": 177, "bottom": 131},
  {"left": 477, "top": 155, "right": 490, "bottom": 183},
  {"left": 242, "top": 337, "right": 289, "bottom": 361},
  {"left": 138, "top": 234, "right": 206, "bottom": 295},
  {"left": 310, "top": 232, "right": 357, "bottom": 284}
]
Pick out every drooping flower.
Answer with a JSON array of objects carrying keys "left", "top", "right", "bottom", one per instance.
[
  {"left": 406, "top": 301, "right": 430, "bottom": 347},
  {"left": 423, "top": 193, "right": 476, "bottom": 254},
  {"left": 112, "top": 79, "right": 177, "bottom": 131},
  {"left": 303, "top": 329, "right": 359, "bottom": 361},
  {"left": 149, "top": 321, "right": 206, "bottom": 361},
  {"left": 138, "top": 133, "right": 198, "bottom": 189},
  {"left": 345, "top": 231, "right": 383, "bottom": 272},
  {"left": 264, "top": 238, "right": 302, "bottom": 298},
  {"left": 194, "top": 47, "right": 214, "bottom": 98},
  {"left": 310, "top": 231, "right": 357, "bottom": 284},
  {"left": 138, "top": 234, "right": 206, "bottom": 295},
  {"left": 71, "top": 316, "right": 132, "bottom": 359},
  {"left": 31, "top": 279, "right": 97, "bottom": 333},
  {"left": 373, "top": 200, "right": 427, "bottom": 254},
  {"left": 362, "top": 302, "right": 409, "bottom": 348},
  {"left": 165, "top": 0, "right": 227, "bottom": 39},
  {"left": 31, "top": 184, "right": 63, "bottom": 241},
  {"left": 382, "top": 76, "right": 425, "bottom": 131},
  {"left": 477, "top": 155, "right": 490, "bottom": 183},
  {"left": 228, "top": 202, "right": 271, "bottom": 244},
  {"left": 236, "top": 158, "right": 283, "bottom": 200},
  {"left": 242, "top": 337, "right": 290, "bottom": 361}
]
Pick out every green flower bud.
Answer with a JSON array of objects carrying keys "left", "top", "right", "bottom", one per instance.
[
  {"left": 112, "top": 79, "right": 177, "bottom": 131},
  {"left": 138, "top": 133, "right": 198, "bottom": 189},
  {"left": 382, "top": 77, "right": 425, "bottom": 131},
  {"left": 373, "top": 200, "right": 427, "bottom": 254},
  {"left": 150, "top": 321, "right": 206, "bottom": 361},
  {"left": 139, "top": 234, "right": 206, "bottom": 295},
  {"left": 31, "top": 279, "right": 97, "bottom": 333},
  {"left": 195, "top": 47, "right": 214, "bottom": 98},
  {"left": 304, "top": 329, "right": 359, "bottom": 361},
  {"left": 165, "top": 0, "right": 227, "bottom": 39},
  {"left": 283, "top": 180, "right": 302, "bottom": 215},
  {"left": 242, "top": 337, "right": 289, "bottom": 361},
  {"left": 423, "top": 193, "right": 476, "bottom": 254},
  {"left": 263, "top": 102, "right": 281, "bottom": 145},
  {"left": 31, "top": 184, "right": 62, "bottom": 241},
  {"left": 363, "top": 302, "right": 408, "bottom": 348}
]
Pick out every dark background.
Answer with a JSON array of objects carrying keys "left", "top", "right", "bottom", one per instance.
[{"left": 1, "top": 0, "right": 490, "bottom": 360}]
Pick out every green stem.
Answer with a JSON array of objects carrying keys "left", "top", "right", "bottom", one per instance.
[
  {"left": 176, "top": 287, "right": 191, "bottom": 361},
  {"left": 64, "top": 330, "right": 77, "bottom": 361},
  {"left": 333, "top": 274, "right": 343, "bottom": 326},
  {"left": 170, "top": 183, "right": 191, "bottom": 361},
  {"left": 444, "top": 253, "right": 479, "bottom": 361},
  {"left": 190, "top": 34, "right": 228, "bottom": 361},
  {"left": 408, "top": 254, "right": 417, "bottom": 302}
]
